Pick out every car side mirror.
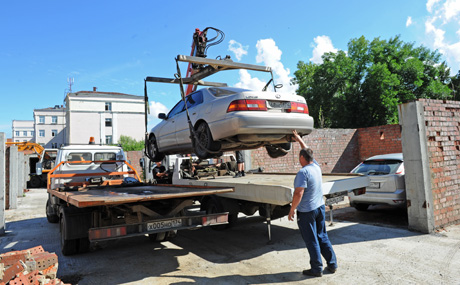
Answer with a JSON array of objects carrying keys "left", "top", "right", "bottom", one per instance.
[{"left": 158, "top": 113, "right": 166, "bottom": 120}]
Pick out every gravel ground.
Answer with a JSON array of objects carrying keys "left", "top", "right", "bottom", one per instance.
[{"left": 2, "top": 188, "right": 460, "bottom": 285}]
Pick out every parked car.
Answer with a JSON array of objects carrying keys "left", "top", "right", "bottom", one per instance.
[
  {"left": 348, "top": 153, "right": 405, "bottom": 211},
  {"left": 147, "top": 87, "right": 314, "bottom": 161}
]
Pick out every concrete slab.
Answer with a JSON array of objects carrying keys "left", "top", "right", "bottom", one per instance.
[{"left": 1, "top": 188, "right": 459, "bottom": 284}]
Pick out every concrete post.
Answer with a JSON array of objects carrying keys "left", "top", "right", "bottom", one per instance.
[
  {"left": 143, "top": 155, "right": 154, "bottom": 181},
  {"left": 0, "top": 133, "right": 6, "bottom": 235},
  {"left": 17, "top": 151, "right": 24, "bottom": 197},
  {"left": 398, "top": 101, "right": 435, "bottom": 233},
  {"left": 242, "top": 150, "right": 252, "bottom": 172},
  {"left": 24, "top": 155, "right": 30, "bottom": 190},
  {"left": 9, "top": 145, "right": 18, "bottom": 209}
]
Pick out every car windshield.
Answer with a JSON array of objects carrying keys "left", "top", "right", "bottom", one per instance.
[{"left": 352, "top": 160, "right": 403, "bottom": 175}]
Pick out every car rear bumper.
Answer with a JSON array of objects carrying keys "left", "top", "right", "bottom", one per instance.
[
  {"left": 349, "top": 189, "right": 406, "bottom": 207},
  {"left": 209, "top": 112, "right": 314, "bottom": 141}
]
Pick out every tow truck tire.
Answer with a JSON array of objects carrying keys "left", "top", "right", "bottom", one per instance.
[
  {"left": 46, "top": 199, "right": 59, "bottom": 223},
  {"left": 265, "top": 143, "right": 292, "bottom": 158},
  {"left": 78, "top": 238, "right": 91, "bottom": 254},
  {"left": 194, "top": 122, "right": 221, "bottom": 159},
  {"left": 60, "top": 210, "right": 78, "bottom": 256},
  {"left": 147, "top": 134, "right": 165, "bottom": 162},
  {"left": 203, "top": 197, "right": 230, "bottom": 230}
]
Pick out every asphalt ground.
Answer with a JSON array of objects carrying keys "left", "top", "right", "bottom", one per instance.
[{"left": 1, "top": 188, "right": 460, "bottom": 284}]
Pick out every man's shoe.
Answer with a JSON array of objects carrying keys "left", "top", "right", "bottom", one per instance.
[
  {"left": 241, "top": 171, "right": 245, "bottom": 177},
  {"left": 233, "top": 172, "right": 242, "bottom": 178},
  {"left": 326, "top": 266, "right": 337, "bottom": 273},
  {"left": 302, "top": 269, "right": 322, "bottom": 277}
]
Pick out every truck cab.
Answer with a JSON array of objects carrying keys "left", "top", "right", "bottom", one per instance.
[{"left": 49, "top": 145, "right": 130, "bottom": 189}]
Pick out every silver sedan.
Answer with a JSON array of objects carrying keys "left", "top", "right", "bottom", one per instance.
[{"left": 147, "top": 87, "right": 314, "bottom": 160}]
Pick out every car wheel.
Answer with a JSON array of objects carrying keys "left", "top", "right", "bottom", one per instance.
[
  {"left": 147, "top": 134, "right": 165, "bottom": 162},
  {"left": 265, "top": 143, "right": 292, "bottom": 158},
  {"left": 354, "top": 204, "right": 369, "bottom": 211},
  {"left": 194, "top": 122, "right": 221, "bottom": 159},
  {"left": 30, "top": 175, "right": 42, "bottom": 188}
]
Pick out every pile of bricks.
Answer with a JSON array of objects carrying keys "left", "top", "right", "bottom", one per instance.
[{"left": 0, "top": 246, "right": 68, "bottom": 285}]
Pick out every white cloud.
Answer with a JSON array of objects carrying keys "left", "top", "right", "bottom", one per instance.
[
  {"left": 235, "top": 38, "right": 297, "bottom": 94},
  {"left": 425, "top": 0, "right": 460, "bottom": 72},
  {"left": 427, "top": 0, "right": 441, "bottom": 12},
  {"left": 149, "top": 101, "right": 168, "bottom": 123},
  {"left": 406, "top": 16, "right": 413, "bottom": 27},
  {"left": 309, "top": 35, "right": 338, "bottom": 64},
  {"left": 228, "top": 40, "right": 248, "bottom": 61}
]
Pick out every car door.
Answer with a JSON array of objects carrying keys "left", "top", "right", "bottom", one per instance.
[
  {"left": 156, "top": 100, "right": 185, "bottom": 151},
  {"left": 175, "top": 91, "right": 204, "bottom": 147}
]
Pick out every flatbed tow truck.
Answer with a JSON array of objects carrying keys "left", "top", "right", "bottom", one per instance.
[
  {"left": 46, "top": 28, "right": 368, "bottom": 256},
  {"left": 46, "top": 144, "right": 232, "bottom": 255}
]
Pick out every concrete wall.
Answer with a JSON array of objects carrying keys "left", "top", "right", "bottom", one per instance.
[
  {"left": 0, "top": 133, "right": 5, "bottom": 234},
  {"left": 9, "top": 146, "right": 18, "bottom": 209},
  {"left": 399, "top": 99, "right": 460, "bottom": 232}
]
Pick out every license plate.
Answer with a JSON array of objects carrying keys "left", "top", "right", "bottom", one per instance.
[
  {"left": 369, "top": 182, "right": 381, "bottom": 188},
  {"left": 147, "top": 219, "right": 182, "bottom": 231},
  {"left": 268, "top": 101, "right": 291, "bottom": 109},
  {"left": 325, "top": 195, "right": 345, "bottom": 206}
]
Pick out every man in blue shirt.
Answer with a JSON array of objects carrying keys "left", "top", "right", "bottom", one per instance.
[{"left": 288, "top": 130, "right": 337, "bottom": 277}]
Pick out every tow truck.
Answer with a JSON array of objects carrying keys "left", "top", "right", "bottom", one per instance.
[{"left": 45, "top": 28, "right": 368, "bottom": 255}]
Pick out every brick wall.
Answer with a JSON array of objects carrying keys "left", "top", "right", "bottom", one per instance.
[
  {"left": 251, "top": 129, "right": 361, "bottom": 173},
  {"left": 126, "top": 151, "right": 144, "bottom": 179},
  {"left": 420, "top": 99, "right": 460, "bottom": 228},
  {"left": 357, "top": 124, "right": 402, "bottom": 161}
]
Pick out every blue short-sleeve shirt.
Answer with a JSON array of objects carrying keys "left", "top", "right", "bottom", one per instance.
[{"left": 294, "top": 160, "right": 324, "bottom": 212}]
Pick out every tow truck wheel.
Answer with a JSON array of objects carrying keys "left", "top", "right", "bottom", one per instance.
[
  {"left": 203, "top": 197, "right": 230, "bottom": 230},
  {"left": 60, "top": 210, "right": 78, "bottom": 256},
  {"left": 46, "top": 198, "right": 59, "bottom": 223},
  {"left": 147, "top": 134, "right": 165, "bottom": 162}
]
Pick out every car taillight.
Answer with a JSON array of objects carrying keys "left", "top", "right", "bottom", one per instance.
[
  {"left": 227, "top": 99, "right": 267, "bottom": 112},
  {"left": 395, "top": 163, "right": 405, "bottom": 175},
  {"left": 288, "top": 102, "right": 309, "bottom": 114}
]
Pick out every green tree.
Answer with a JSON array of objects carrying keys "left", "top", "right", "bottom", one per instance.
[
  {"left": 117, "top": 135, "right": 145, "bottom": 151},
  {"left": 293, "top": 35, "right": 453, "bottom": 128}
]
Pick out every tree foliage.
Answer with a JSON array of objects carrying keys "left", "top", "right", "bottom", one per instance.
[
  {"left": 293, "top": 35, "right": 453, "bottom": 128},
  {"left": 117, "top": 135, "right": 145, "bottom": 151}
]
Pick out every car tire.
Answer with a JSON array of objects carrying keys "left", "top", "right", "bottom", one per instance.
[
  {"left": 194, "top": 122, "right": 221, "bottom": 159},
  {"left": 147, "top": 134, "right": 165, "bottom": 162},
  {"left": 29, "top": 175, "right": 42, "bottom": 188},
  {"left": 265, "top": 143, "right": 292, "bottom": 158},
  {"left": 354, "top": 203, "right": 370, "bottom": 211}
]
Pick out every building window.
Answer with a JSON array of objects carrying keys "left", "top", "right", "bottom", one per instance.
[
  {"left": 15, "top": 140, "right": 19, "bottom": 142},
  {"left": 39, "top": 130, "right": 45, "bottom": 137},
  {"left": 31, "top": 131, "right": 34, "bottom": 137},
  {"left": 105, "top": 135, "right": 112, "bottom": 145},
  {"left": 51, "top": 143, "right": 57, "bottom": 148},
  {"left": 23, "top": 131, "right": 27, "bottom": 136},
  {"left": 105, "top": 102, "right": 112, "bottom": 111},
  {"left": 105, "top": 118, "right": 112, "bottom": 127},
  {"left": 52, "top": 116, "right": 57, "bottom": 124},
  {"left": 51, "top": 130, "right": 57, "bottom": 137},
  {"left": 39, "top": 116, "right": 45, "bottom": 124},
  {"left": 15, "top": 131, "right": 19, "bottom": 136}
]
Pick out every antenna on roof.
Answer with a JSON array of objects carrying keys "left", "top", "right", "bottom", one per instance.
[{"left": 67, "top": 77, "right": 74, "bottom": 92}]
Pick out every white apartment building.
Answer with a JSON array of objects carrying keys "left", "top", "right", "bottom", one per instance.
[
  {"left": 65, "top": 89, "right": 145, "bottom": 145},
  {"left": 33, "top": 105, "right": 66, "bottom": 148},
  {"left": 12, "top": 120, "right": 34, "bottom": 142}
]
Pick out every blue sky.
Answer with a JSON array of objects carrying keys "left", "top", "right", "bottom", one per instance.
[{"left": 1, "top": 0, "right": 460, "bottom": 138}]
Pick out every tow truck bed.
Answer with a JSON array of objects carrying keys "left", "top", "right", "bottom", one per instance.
[{"left": 48, "top": 184, "right": 234, "bottom": 208}]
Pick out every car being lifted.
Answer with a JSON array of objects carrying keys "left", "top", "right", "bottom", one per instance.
[{"left": 147, "top": 86, "right": 314, "bottom": 161}]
